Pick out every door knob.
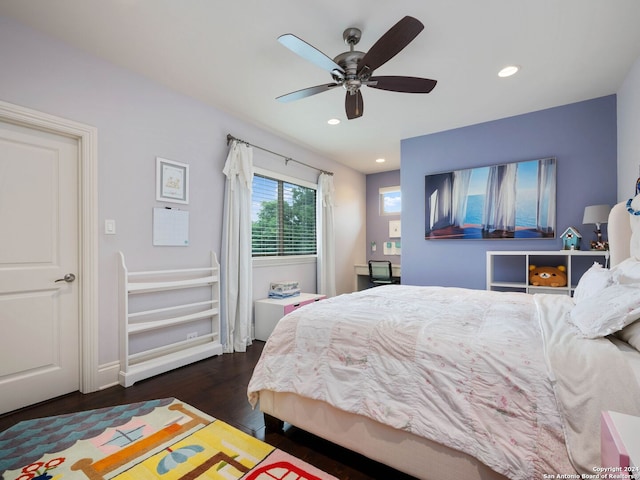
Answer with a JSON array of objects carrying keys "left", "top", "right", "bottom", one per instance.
[{"left": 55, "top": 273, "right": 76, "bottom": 283}]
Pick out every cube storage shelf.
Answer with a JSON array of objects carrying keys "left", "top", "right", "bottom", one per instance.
[
  {"left": 118, "top": 251, "right": 223, "bottom": 387},
  {"left": 486, "top": 250, "right": 610, "bottom": 296}
]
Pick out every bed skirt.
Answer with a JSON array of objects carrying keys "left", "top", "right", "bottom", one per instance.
[{"left": 259, "top": 390, "right": 507, "bottom": 480}]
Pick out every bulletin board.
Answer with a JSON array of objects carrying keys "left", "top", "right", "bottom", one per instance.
[{"left": 153, "top": 207, "right": 189, "bottom": 246}]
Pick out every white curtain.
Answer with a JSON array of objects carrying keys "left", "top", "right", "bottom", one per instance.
[
  {"left": 428, "top": 174, "right": 454, "bottom": 232},
  {"left": 536, "top": 158, "right": 556, "bottom": 233},
  {"left": 482, "top": 163, "right": 518, "bottom": 232},
  {"left": 440, "top": 176, "right": 452, "bottom": 225},
  {"left": 451, "top": 169, "right": 472, "bottom": 227},
  {"left": 429, "top": 190, "right": 439, "bottom": 230},
  {"left": 221, "top": 141, "right": 253, "bottom": 353},
  {"left": 316, "top": 173, "right": 336, "bottom": 297}
]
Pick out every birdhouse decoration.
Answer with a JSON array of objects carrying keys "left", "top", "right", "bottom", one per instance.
[{"left": 560, "top": 227, "right": 582, "bottom": 250}]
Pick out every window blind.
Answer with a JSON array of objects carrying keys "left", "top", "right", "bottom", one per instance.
[{"left": 252, "top": 173, "right": 317, "bottom": 256}]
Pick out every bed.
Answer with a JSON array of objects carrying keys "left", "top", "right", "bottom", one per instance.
[{"left": 248, "top": 200, "right": 640, "bottom": 480}]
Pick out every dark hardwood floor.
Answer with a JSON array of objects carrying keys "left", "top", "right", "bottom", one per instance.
[{"left": 0, "top": 341, "right": 417, "bottom": 480}]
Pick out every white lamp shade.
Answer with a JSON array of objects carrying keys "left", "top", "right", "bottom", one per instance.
[{"left": 583, "top": 204, "right": 611, "bottom": 225}]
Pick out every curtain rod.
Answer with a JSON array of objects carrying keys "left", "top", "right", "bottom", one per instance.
[{"left": 226, "top": 133, "right": 333, "bottom": 176}]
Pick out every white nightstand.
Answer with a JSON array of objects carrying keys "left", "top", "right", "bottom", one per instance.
[
  {"left": 254, "top": 293, "right": 326, "bottom": 341},
  {"left": 601, "top": 411, "right": 640, "bottom": 478}
]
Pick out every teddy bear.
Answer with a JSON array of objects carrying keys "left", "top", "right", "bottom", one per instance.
[{"left": 529, "top": 265, "right": 567, "bottom": 287}]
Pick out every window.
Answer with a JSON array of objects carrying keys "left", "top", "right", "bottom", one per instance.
[
  {"left": 380, "top": 186, "right": 401, "bottom": 215},
  {"left": 252, "top": 171, "right": 317, "bottom": 257}
]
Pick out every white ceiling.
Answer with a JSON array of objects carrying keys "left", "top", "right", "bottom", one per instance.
[{"left": 2, "top": 0, "right": 640, "bottom": 174}]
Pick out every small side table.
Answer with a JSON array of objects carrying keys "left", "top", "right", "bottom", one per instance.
[
  {"left": 254, "top": 293, "right": 326, "bottom": 341},
  {"left": 601, "top": 411, "right": 640, "bottom": 478}
]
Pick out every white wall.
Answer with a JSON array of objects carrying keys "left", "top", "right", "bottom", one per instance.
[
  {"left": 0, "top": 16, "right": 365, "bottom": 373},
  {"left": 618, "top": 55, "right": 640, "bottom": 201}
]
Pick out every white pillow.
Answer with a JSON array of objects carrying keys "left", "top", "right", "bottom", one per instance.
[
  {"left": 611, "top": 257, "right": 640, "bottom": 285},
  {"left": 573, "top": 262, "right": 613, "bottom": 303},
  {"left": 569, "top": 284, "right": 640, "bottom": 338},
  {"left": 615, "top": 320, "right": 640, "bottom": 351}
]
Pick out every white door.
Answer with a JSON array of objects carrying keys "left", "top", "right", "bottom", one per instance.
[{"left": 0, "top": 119, "right": 80, "bottom": 414}]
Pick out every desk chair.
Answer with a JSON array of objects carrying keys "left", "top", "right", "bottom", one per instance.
[{"left": 368, "top": 260, "right": 394, "bottom": 287}]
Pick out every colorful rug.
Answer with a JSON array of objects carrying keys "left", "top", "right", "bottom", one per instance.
[{"left": 0, "top": 398, "right": 337, "bottom": 480}]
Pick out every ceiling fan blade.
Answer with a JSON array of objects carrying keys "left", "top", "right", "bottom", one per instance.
[
  {"left": 368, "top": 76, "right": 437, "bottom": 93},
  {"left": 345, "top": 90, "right": 364, "bottom": 119},
  {"left": 277, "top": 83, "right": 340, "bottom": 103},
  {"left": 278, "top": 34, "right": 345, "bottom": 76},
  {"left": 357, "top": 16, "right": 424, "bottom": 75}
]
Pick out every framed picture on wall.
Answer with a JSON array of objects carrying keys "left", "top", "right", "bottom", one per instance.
[
  {"left": 156, "top": 157, "right": 189, "bottom": 204},
  {"left": 389, "top": 220, "right": 401, "bottom": 238},
  {"left": 425, "top": 157, "right": 556, "bottom": 240}
]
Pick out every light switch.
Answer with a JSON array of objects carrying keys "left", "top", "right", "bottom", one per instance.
[{"left": 105, "top": 219, "right": 116, "bottom": 235}]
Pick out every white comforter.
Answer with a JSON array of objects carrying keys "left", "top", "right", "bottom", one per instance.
[
  {"left": 536, "top": 293, "right": 640, "bottom": 475},
  {"left": 247, "top": 285, "right": 637, "bottom": 479}
]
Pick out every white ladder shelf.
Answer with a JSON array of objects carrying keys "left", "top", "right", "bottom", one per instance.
[{"left": 118, "top": 252, "right": 223, "bottom": 387}]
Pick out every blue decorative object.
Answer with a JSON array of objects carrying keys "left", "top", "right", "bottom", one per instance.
[
  {"left": 560, "top": 227, "right": 582, "bottom": 250},
  {"left": 627, "top": 198, "right": 640, "bottom": 216}
]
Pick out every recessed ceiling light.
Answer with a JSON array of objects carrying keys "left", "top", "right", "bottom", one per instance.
[
  {"left": 376, "top": 158, "right": 386, "bottom": 163},
  {"left": 327, "top": 118, "right": 340, "bottom": 125},
  {"left": 498, "top": 65, "right": 520, "bottom": 78}
]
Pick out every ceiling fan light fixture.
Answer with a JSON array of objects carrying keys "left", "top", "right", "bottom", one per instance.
[
  {"left": 498, "top": 65, "right": 520, "bottom": 78},
  {"left": 376, "top": 158, "right": 386, "bottom": 163},
  {"left": 276, "top": 16, "right": 437, "bottom": 120},
  {"left": 327, "top": 118, "right": 340, "bottom": 125}
]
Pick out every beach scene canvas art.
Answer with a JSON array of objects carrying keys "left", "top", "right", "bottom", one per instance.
[{"left": 425, "top": 158, "right": 556, "bottom": 239}]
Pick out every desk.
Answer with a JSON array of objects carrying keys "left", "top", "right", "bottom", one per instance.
[{"left": 354, "top": 264, "right": 401, "bottom": 291}]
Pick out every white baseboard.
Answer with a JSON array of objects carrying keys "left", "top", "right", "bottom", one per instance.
[{"left": 97, "top": 361, "right": 120, "bottom": 390}]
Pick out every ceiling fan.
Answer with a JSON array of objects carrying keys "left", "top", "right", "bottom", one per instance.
[{"left": 276, "top": 16, "right": 437, "bottom": 120}]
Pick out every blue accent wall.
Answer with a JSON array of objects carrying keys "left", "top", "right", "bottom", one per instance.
[{"left": 400, "top": 95, "right": 617, "bottom": 289}]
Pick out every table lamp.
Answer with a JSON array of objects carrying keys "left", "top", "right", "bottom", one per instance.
[{"left": 582, "top": 204, "right": 611, "bottom": 250}]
